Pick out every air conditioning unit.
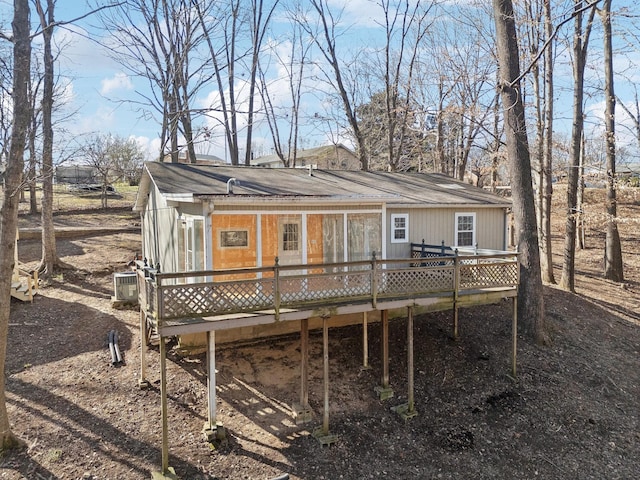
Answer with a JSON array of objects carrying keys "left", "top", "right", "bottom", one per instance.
[{"left": 113, "top": 271, "right": 138, "bottom": 302}]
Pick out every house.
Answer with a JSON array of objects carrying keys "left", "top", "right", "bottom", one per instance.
[
  {"left": 55, "top": 165, "right": 97, "bottom": 184},
  {"left": 161, "top": 151, "right": 227, "bottom": 165},
  {"left": 250, "top": 144, "right": 361, "bottom": 170},
  {"left": 135, "top": 162, "right": 511, "bottom": 276},
  {"left": 133, "top": 161, "right": 518, "bottom": 473}
]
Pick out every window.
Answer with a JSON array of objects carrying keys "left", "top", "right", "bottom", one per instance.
[
  {"left": 219, "top": 229, "right": 249, "bottom": 248},
  {"left": 282, "top": 222, "right": 299, "bottom": 251},
  {"left": 391, "top": 214, "right": 409, "bottom": 244},
  {"left": 455, "top": 213, "right": 476, "bottom": 247}
]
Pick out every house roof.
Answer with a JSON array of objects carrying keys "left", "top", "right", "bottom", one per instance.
[{"left": 134, "top": 162, "right": 511, "bottom": 211}]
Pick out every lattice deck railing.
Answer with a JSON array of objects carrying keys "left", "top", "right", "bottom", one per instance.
[{"left": 137, "top": 252, "right": 519, "bottom": 323}]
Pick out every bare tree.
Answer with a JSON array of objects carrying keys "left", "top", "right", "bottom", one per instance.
[
  {"left": 259, "top": 4, "right": 311, "bottom": 168},
  {"left": 81, "top": 134, "right": 140, "bottom": 208},
  {"left": 0, "top": 0, "right": 30, "bottom": 452},
  {"left": 243, "top": 0, "right": 279, "bottom": 165},
  {"left": 375, "top": 0, "right": 434, "bottom": 172},
  {"left": 540, "top": 0, "right": 555, "bottom": 284},
  {"left": 617, "top": 89, "right": 640, "bottom": 151},
  {"left": 599, "top": 0, "right": 624, "bottom": 282},
  {"left": 0, "top": 43, "right": 12, "bottom": 166},
  {"left": 194, "top": 0, "right": 243, "bottom": 164},
  {"left": 423, "top": 4, "right": 499, "bottom": 180},
  {"left": 26, "top": 60, "right": 44, "bottom": 215},
  {"left": 560, "top": 1, "right": 597, "bottom": 292},
  {"left": 303, "top": 0, "right": 369, "bottom": 170},
  {"left": 518, "top": 0, "right": 559, "bottom": 285},
  {"left": 34, "top": 0, "right": 68, "bottom": 277},
  {"left": 493, "top": 0, "right": 547, "bottom": 343},
  {"left": 98, "top": 0, "right": 212, "bottom": 163}
]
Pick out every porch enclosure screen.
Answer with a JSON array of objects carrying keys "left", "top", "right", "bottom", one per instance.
[
  {"left": 322, "top": 214, "right": 344, "bottom": 264},
  {"left": 347, "top": 213, "right": 381, "bottom": 262},
  {"left": 177, "top": 217, "right": 205, "bottom": 282}
]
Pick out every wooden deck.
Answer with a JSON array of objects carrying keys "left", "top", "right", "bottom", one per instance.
[
  {"left": 137, "top": 251, "right": 519, "bottom": 336},
  {"left": 138, "top": 250, "right": 520, "bottom": 476}
]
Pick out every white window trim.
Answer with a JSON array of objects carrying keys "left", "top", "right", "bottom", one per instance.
[
  {"left": 391, "top": 213, "right": 409, "bottom": 244},
  {"left": 454, "top": 212, "right": 476, "bottom": 247}
]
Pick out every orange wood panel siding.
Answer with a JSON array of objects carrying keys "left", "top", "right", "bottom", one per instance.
[
  {"left": 212, "top": 214, "right": 257, "bottom": 270},
  {"left": 261, "top": 214, "right": 279, "bottom": 269},
  {"left": 307, "top": 214, "right": 324, "bottom": 265}
]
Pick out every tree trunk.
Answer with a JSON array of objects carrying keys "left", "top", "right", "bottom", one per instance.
[
  {"left": 436, "top": 79, "right": 446, "bottom": 174},
  {"left": 28, "top": 114, "right": 38, "bottom": 215},
  {"left": 577, "top": 131, "right": 586, "bottom": 249},
  {"left": 35, "top": 0, "right": 60, "bottom": 277},
  {"left": 560, "top": 1, "right": 595, "bottom": 291},
  {"left": 0, "top": 0, "right": 30, "bottom": 452},
  {"left": 493, "top": 0, "right": 547, "bottom": 344},
  {"left": 601, "top": 0, "right": 624, "bottom": 282},
  {"left": 491, "top": 72, "right": 501, "bottom": 193},
  {"left": 539, "top": 0, "right": 555, "bottom": 284}
]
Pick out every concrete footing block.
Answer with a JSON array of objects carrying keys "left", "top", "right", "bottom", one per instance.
[
  {"left": 203, "top": 421, "right": 228, "bottom": 449},
  {"left": 312, "top": 427, "right": 338, "bottom": 446},
  {"left": 151, "top": 467, "right": 177, "bottom": 480},
  {"left": 291, "top": 403, "right": 313, "bottom": 424},
  {"left": 374, "top": 385, "right": 394, "bottom": 401},
  {"left": 391, "top": 403, "right": 418, "bottom": 422}
]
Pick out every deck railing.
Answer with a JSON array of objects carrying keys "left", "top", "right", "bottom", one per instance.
[{"left": 137, "top": 251, "right": 519, "bottom": 323}]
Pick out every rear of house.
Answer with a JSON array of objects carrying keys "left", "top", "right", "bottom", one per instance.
[{"left": 135, "top": 163, "right": 511, "bottom": 277}]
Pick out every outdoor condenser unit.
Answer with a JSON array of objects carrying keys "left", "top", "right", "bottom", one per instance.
[{"left": 113, "top": 271, "right": 138, "bottom": 302}]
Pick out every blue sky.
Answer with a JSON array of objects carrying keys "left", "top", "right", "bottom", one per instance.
[{"left": 1, "top": 0, "right": 639, "bottom": 165}]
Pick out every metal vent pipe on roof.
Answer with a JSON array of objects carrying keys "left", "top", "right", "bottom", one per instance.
[{"left": 227, "top": 177, "right": 239, "bottom": 194}]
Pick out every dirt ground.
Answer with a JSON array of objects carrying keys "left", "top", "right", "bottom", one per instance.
[{"left": 1, "top": 186, "right": 639, "bottom": 480}]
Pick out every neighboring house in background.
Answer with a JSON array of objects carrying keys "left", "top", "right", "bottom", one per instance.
[
  {"left": 134, "top": 162, "right": 512, "bottom": 278},
  {"left": 251, "top": 144, "right": 361, "bottom": 170},
  {"left": 162, "top": 151, "right": 227, "bottom": 166},
  {"left": 55, "top": 165, "right": 98, "bottom": 184}
]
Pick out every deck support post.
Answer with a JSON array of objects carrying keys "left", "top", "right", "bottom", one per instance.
[
  {"left": 293, "top": 318, "right": 312, "bottom": 424},
  {"left": 511, "top": 296, "right": 518, "bottom": 378},
  {"left": 139, "top": 310, "right": 149, "bottom": 388},
  {"left": 453, "top": 251, "right": 460, "bottom": 340},
  {"left": 375, "top": 310, "right": 394, "bottom": 401},
  {"left": 206, "top": 331, "right": 217, "bottom": 428},
  {"left": 313, "top": 316, "right": 337, "bottom": 445},
  {"left": 392, "top": 307, "right": 417, "bottom": 421},
  {"left": 203, "top": 331, "right": 226, "bottom": 446},
  {"left": 159, "top": 336, "right": 172, "bottom": 476},
  {"left": 362, "top": 311, "right": 370, "bottom": 369}
]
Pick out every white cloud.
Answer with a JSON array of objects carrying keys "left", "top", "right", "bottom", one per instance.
[
  {"left": 100, "top": 73, "right": 134, "bottom": 95},
  {"left": 131, "top": 135, "right": 161, "bottom": 162}
]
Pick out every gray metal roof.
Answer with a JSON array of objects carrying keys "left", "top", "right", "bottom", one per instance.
[{"left": 135, "top": 162, "right": 511, "bottom": 210}]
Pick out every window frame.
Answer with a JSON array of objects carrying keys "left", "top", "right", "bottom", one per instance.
[
  {"left": 390, "top": 213, "right": 409, "bottom": 244},
  {"left": 281, "top": 222, "right": 300, "bottom": 252},
  {"left": 454, "top": 212, "right": 476, "bottom": 247},
  {"left": 219, "top": 229, "right": 249, "bottom": 249}
]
